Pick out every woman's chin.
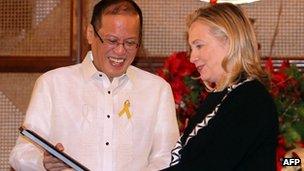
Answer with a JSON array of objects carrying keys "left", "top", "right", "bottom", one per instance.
[{"left": 200, "top": 75, "right": 208, "bottom": 82}]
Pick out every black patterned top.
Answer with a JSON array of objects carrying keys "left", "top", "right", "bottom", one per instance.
[{"left": 163, "top": 79, "right": 278, "bottom": 171}]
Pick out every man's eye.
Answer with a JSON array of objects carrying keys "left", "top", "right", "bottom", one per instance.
[
  {"left": 107, "top": 39, "right": 118, "bottom": 45},
  {"left": 125, "top": 40, "right": 137, "bottom": 46}
]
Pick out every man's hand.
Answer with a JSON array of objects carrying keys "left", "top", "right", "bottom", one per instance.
[{"left": 43, "top": 143, "right": 72, "bottom": 171}]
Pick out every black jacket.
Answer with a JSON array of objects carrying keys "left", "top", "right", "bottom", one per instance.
[{"left": 163, "top": 80, "right": 278, "bottom": 171}]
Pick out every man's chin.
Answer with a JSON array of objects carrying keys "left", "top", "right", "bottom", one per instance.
[
  {"left": 104, "top": 65, "right": 129, "bottom": 79},
  {"left": 109, "top": 71, "right": 126, "bottom": 78}
]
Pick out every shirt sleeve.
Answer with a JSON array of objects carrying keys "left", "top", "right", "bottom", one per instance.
[
  {"left": 145, "top": 82, "right": 179, "bottom": 171},
  {"left": 9, "top": 76, "right": 52, "bottom": 171}
]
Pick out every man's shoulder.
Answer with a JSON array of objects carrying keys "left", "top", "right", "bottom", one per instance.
[
  {"left": 38, "top": 63, "right": 82, "bottom": 82},
  {"left": 129, "top": 65, "right": 168, "bottom": 85}
]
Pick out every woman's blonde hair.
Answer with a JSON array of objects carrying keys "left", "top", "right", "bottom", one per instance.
[{"left": 187, "top": 3, "right": 267, "bottom": 91}]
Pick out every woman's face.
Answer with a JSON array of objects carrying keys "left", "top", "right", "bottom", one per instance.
[{"left": 188, "top": 21, "right": 229, "bottom": 85}]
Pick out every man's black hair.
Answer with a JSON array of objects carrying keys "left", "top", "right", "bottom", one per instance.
[{"left": 90, "top": 0, "right": 143, "bottom": 44}]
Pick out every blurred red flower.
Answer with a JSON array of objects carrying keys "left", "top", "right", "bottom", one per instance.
[
  {"left": 266, "top": 58, "right": 304, "bottom": 171},
  {"left": 157, "top": 52, "right": 206, "bottom": 132},
  {"left": 160, "top": 55, "right": 304, "bottom": 170}
]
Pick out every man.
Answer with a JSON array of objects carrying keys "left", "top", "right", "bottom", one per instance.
[{"left": 9, "top": 0, "right": 179, "bottom": 170}]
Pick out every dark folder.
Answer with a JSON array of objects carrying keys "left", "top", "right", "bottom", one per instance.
[{"left": 19, "top": 126, "right": 90, "bottom": 171}]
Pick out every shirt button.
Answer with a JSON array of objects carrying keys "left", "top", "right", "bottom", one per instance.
[
  {"left": 106, "top": 142, "right": 109, "bottom": 146},
  {"left": 107, "top": 115, "right": 110, "bottom": 118},
  {"left": 107, "top": 91, "right": 111, "bottom": 94}
]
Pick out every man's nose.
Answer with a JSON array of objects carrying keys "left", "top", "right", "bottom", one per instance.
[{"left": 113, "top": 43, "right": 127, "bottom": 55}]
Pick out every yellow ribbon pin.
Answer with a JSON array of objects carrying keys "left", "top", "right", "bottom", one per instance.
[{"left": 118, "top": 100, "right": 132, "bottom": 119}]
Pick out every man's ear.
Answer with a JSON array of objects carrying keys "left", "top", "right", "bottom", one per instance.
[{"left": 86, "top": 24, "right": 95, "bottom": 45}]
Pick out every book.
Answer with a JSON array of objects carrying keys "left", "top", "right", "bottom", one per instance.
[{"left": 19, "top": 126, "right": 90, "bottom": 171}]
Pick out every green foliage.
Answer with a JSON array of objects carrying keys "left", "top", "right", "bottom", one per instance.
[{"left": 268, "top": 62, "right": 304, "bottom": 149}]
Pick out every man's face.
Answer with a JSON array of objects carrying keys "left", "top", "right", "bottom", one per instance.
[{"left": 87, "top": 14, "right": 140, "bottom": 80}]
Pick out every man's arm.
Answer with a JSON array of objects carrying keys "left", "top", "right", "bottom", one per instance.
[
  {"left": 9, "top": 136, "right": 46, "bottom": 171},
  {"left": 9, "top": 76, "right": 52, "bottom": 170},
  {"left": 146, "top": 83, "right": 179, "bottom": 170}
]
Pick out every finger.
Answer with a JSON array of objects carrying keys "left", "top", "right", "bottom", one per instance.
[
  {"left": 44, "top": 142, "right": 64, "bottom": 157},
  {"left": 43, "top": 153, "right": 64, "bottom": 165},
  {"left": 43, "top": 143, "right": 65, "bottom": 163},
  {"left": 45, "top": 155, "right": 64, "bottom": 163},
  {"left": 55, "top": 143, "right": 64, "bottom": 151},
  {"left": 44, "top": 150, "right": 51, "bottom": 156},
  {"left": 45, "top": 165, "right": 70, "bottom": 171},
  {"left": 44, "top": 162, "right": 70, "bottom": 170},
  {"left": 44, "top": 158, "right": 70, "bottom": 170},
  {"left": 43, "top": 142, "right": 69, "bottom": 170}
]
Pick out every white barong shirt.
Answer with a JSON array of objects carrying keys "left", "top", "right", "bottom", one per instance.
[{"left": 9, "top": 51, "right": 179, "bottom": 171}]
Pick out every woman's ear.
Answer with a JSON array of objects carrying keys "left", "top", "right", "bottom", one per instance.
[{"left": 86, "top": 24, "right": 94, "bottom": 45}]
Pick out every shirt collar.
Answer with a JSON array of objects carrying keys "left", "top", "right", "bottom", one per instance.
[
  {"left": 81, "top": 51, "right": 97, "bottom": 81},
  {"left": 81, "top": 51, "right": 136, "bottom": 86}
]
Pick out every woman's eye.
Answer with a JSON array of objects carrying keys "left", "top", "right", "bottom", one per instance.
[{"left": 196, "top": 44, "right": 203, "bottom": 49}]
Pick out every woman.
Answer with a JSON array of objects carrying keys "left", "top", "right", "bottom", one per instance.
[{"left": 163, "top": 3, "right": 278, "bottom": 171}]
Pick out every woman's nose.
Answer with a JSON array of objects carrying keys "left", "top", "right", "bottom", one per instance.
[{"left": 189, "top": 51, "right": 198, "bottom": 63}]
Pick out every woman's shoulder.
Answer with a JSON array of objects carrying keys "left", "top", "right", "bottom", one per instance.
[
  {"left": 225, "top": 79, "right": 276, "bottom": 115},
  {"left": 219, "top": 79, "right": 278, "bottom": 128},
  {"left": 232, "top": 79, "right": 271, "bottom": 100}
]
